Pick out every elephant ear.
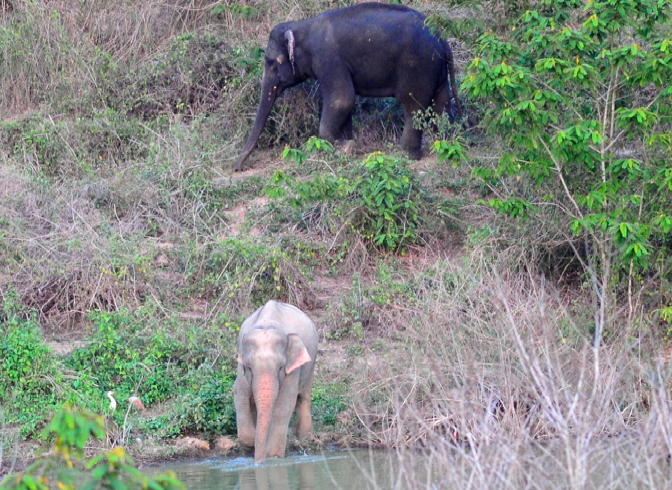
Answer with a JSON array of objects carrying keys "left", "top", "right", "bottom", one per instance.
[
  {"left": 284, "top": 30, "right": 295, "bottom": 73},
  {"left": 285, "top": 333, "right": 311, "bottom": 375}
]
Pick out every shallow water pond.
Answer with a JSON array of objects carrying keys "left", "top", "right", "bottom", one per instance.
[
  {"left": 149, "top": 441, "right": 672, "bottom": 490},
  {"left": 150, "top": 449, "right": 398, "bottom": 490}
]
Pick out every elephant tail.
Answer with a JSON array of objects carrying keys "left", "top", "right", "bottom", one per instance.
[{"left": 442, "top": 39, "right": 464, "bottom": 121}]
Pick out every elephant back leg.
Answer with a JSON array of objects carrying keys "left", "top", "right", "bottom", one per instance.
[
  {"left": 294, "top": 370, "right": 314, "bottom": 439},
  {"left": 396, "top": 88, "right": 434, "bottom": 160},
  {"left": 432, "top": 83, "right": 455, "bottom": 124},
  {"left": 318, "top": 69, "right": 356, "bottom": 145}
]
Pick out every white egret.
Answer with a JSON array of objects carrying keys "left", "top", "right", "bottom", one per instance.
[{"left": 106, "top": 390, "right": 117, "bottom": 412}]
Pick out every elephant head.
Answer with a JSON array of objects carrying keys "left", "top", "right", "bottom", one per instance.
[
  {"left": 234, "top": 26, "right": 304, "bottom": 171},
  {"left": 238, "top": 326, "right": 312, "bottom": 463}
]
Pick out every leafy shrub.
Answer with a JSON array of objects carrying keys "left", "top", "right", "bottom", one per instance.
[
  {"left": 1, "top": 116, "right": 69, "bottom": 176},
  {"left": 182, "top": 237, "right": 313, "bottom": 309},
  {"left": 450, "top": 0, "right": 672, "bottom": 330},
  {"left": 0, "top": 405, "right": 184, "bottom": 490},
  {"left": 169, "top": 369, "right": 236, "bottom": 436},
  {"left": 311, "top": 380, "right": 348, "bottom": 428},
  {"left": 0, "top": 291, "right": 239, "bottom": 440},
  {"left": 66, "top": 310, "right": 186, "bottom": 410},
  {"left": 0, "top": 295, "right": 57, "bottom": 438},
  {"left": 358, "top": 153, "right": 422, "bottom": 250},
  {"left": 267, "top": 143, "right": 424, "bottom": 252}
]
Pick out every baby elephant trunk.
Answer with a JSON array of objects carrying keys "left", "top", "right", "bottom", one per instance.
[{"left": 252, "top": 373, "right": 278, "bottom": 463}]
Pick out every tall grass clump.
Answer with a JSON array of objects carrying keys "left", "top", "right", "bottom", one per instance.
[{"left": 350, "top": 259, "right": 672, "bottom": 489}]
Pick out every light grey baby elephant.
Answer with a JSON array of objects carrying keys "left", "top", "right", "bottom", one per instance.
[{"left": 234, "top": 300, "right": 318, "bottom": 463}]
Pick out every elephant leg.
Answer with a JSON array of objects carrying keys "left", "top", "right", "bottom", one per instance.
[
  {"left": 432, "top": 84, "right": 454, "bottom": 124},
  {"left": 400, "top": 109, "right": 423, "bottom": 160},
  {"left": 337, "top": 113, "right": 353, "bottom": 141},
  {"left": 318, "top": 77, "right": 355, "bottom": 144},
  {"left": 266, "top": 372, "right": 300, "bottom": 458},
  {"left": 397, "top": 91, "right": 433, "bottom": 160},
  {"left": 234, "top": 376, "right": 256, "bottom": 448},
  {"left": 294, "top": 375, "right": 314, "bottom": 440}
]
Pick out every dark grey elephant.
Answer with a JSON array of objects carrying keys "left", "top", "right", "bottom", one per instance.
[{"left": 234, "top": 2, "right": 464, "bottom": 171}]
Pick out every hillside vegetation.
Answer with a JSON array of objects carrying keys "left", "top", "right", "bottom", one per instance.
[{"left": 2, "top": 0, "right": 672, "bottom": 488}]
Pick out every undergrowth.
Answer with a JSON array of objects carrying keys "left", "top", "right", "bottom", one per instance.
[{"left": 2, "top": 1, "right": 672, "bottom": 487}]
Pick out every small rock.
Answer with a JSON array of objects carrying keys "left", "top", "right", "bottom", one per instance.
[
  {"left": 174, "top": 437, "right": 210, "bottom": 452},
  {"left": 215, "top": 436, "right": 237, "bottom": 452},
  {"left": 155, "top": 254, "right": 169, "bottom": 267},
  {"left": 341, "top": 140, "right": 356, "bottom": 155},
  {"left": 191, "top": 299, "right": 208, "bottom": 312}
]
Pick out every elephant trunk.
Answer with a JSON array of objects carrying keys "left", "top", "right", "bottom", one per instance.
[
  {"left": 234, "top": 75, "right": 279, "bottom": 171},
  {"left": 252, "top": 373, "right": 278, "bottom": 463}
]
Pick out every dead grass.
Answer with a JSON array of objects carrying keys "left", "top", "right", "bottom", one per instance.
[{"left": 339, "top": 262, "right": 672, "bottom": 488}]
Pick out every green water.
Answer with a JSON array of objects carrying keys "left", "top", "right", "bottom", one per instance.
[{"left": 150, "top": 450, "right": 397, "bottom": 490}]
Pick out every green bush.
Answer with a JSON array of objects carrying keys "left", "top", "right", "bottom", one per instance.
[
  {"left": 267, "top": 143, "right": 424, "bottom": 253},
  {"left": 311, "top": 380, "right": 348, "bottom": 428},
  {"left": 0, "top": 294, "right": 240, "bottom": 440},
  {"left": 0, "top": 405, "right": 184, "bottom": 490},
  {"left": 0, "top": 295, "right": 57, "bottom": 438},
  {"left": 454, "top": 0, "right": 672, "bottom": 330},
  {"left": 358, "top": 152, "right": 422, "bottom": 250},
  {"left": 182, "top": 237, "right": 311, "bottom": 308},
  {"left": 66, "top": 310, "right": 196, "bottom": 410},
  {"left": 169, "top": 369, "right": 236, "bottom": 436}
]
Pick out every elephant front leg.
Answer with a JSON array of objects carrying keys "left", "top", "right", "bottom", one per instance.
[
  {"left": 318, "top": 76, "right": 355, "bottom": 145},
  {"left": 337, "top": 113, "right": 353, "bottom": 141},
  {"left": 234, "top": 377, "right": 256, "bottom": 448},
  {"left": 265, "top": 372, "right": 300, "bottom": 458}
]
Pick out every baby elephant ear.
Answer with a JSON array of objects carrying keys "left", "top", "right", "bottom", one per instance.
[{"left": 285, "top": 333, "right": 311, "bottom": 374}]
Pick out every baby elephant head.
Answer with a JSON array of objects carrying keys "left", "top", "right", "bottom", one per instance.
[{"left": 238, "top": 326, "right": 311, "bottom": 462}]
